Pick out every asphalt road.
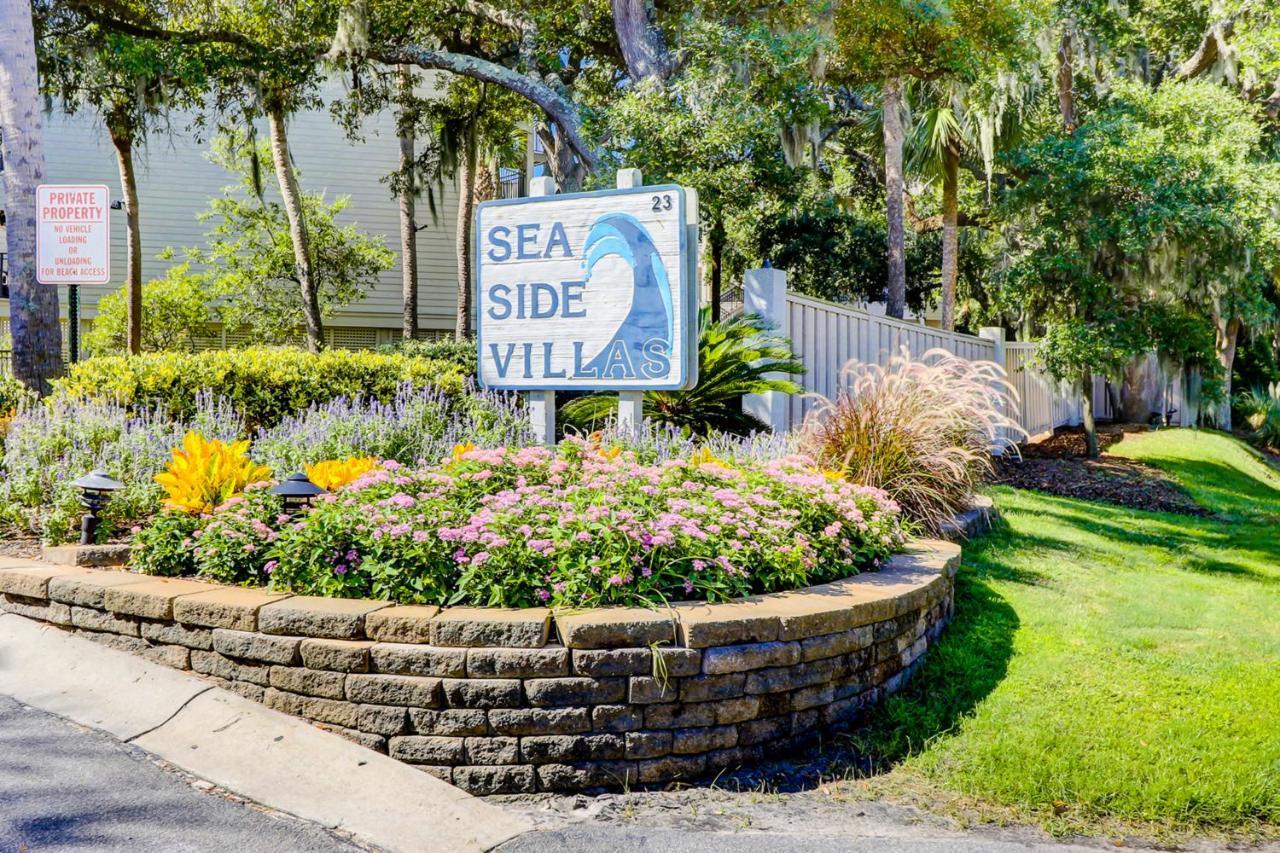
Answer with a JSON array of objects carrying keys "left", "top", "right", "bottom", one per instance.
[{"left": 0, "top": 694, "right": 364, "bottom": 853}]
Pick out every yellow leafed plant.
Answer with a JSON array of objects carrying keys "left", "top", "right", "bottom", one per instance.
[
  {"left": 305, "top": 457, "right": 379, "bottom": 491},
  {"left": 154, "top": 432, "right": 271, "bottom": 514}
]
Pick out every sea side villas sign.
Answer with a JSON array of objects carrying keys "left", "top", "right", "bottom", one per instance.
[
  {"left": 36, "top": 184, "right": 111, "bottom": 285},
  {"left": 475, "top": 184, "right": 698, "bottom": 391}
]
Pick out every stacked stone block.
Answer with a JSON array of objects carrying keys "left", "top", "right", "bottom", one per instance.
[{"left": 0, "top": 539, "right": 960, "bottom": 794}]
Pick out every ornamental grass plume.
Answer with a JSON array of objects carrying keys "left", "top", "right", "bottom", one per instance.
[
  {"left": 798, "top": 347, "right": 1025, "bottom": 534},
  {"left": 155, "top": 432, "right": 271, "bottom": 514}
]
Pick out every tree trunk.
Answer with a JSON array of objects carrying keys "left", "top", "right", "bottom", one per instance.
[
  {"left": 708, "top": 218, "right": 725, "bottom": 322},
  {"left": 266, "top": 104, "right": 324, "bottom": 352},
  {"left": 882, "top": 78, "right": 906, "bottom": 319},
  {"left": 610, "top": 0, "right": 674, "bottom": 83},
  {"left": 1057, "top": 31, "right": 1077, "bottom": 133},
  {"left": 396, "top": 66, "right": 419, "bottom": 341},
  {"left": 939, "top": 141, "right": 960, "bottom": 331},
  {"left": 0, "top": 0, "right": 63, "bottom": 393},
  {"left": 455, "top": 152, "right": 475, "bottom": 339},
  {"left": 109, "top": 126, "right": 143, "bottom": 355},
  {"left": 1081, "top": 368, "right": 1099, "bottom": 458},
  {"left": 538, "top": 122, "right": 586, "bottom": 193},
  {"left": 1215, "top": 313, "right": 1241, "bottom": 430}
]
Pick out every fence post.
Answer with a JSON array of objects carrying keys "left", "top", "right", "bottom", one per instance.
[
  {"left": 614, "top": 168, "right": 647, "bottom": 433},
  {"left": 979, "top": 326, "right": 1008, "bottom": 456},
  {"left": 743, "top": 266, "right": 790, "bottom": 432},
  {"left": 525, "top": 176, "right": 558, "bottom": 446}
]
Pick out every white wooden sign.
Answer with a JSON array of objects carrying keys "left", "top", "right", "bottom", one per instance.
[
  {"left": 475, "top": 184, "right": 698, "bottom": 391},
  {"left": 36, "top": 184, "right": 111, "bottom": 285}
]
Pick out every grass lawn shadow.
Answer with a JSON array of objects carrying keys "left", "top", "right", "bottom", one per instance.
[{"left": 837, "top": 567, "right": 1020, "bottom": 773}]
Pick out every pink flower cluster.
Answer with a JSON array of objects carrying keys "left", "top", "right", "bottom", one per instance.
[{"left": 263, "top": 438, "right": 905, "bottom": 609}]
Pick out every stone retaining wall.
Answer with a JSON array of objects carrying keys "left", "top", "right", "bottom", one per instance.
[{"left": 0, "top": 539, "right": 961, "bottom": 794}]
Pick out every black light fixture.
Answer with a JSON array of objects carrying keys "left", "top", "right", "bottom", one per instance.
[
  {"left": 270, "top": 473, "right": 325, "bottom": 516},
  {"left": 71, "top": 470, "right": 124, "bottom": 545}
]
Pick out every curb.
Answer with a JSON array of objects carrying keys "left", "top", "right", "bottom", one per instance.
[{"left": 0, "top": 613, "right": 532, "bottom": 852}]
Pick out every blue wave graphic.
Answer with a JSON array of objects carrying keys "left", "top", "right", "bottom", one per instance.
[{"left": 581, "top": 213, "right": 673, "bottom": 379}]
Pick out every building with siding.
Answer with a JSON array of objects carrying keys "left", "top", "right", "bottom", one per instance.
[{"left": 0, "top": 79, "right": 530, "bottom": 352}]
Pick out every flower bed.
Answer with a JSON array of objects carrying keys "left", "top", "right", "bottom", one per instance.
[
  {"left": 0, "top": 535, "right": 962, "bottom": 795},
  {"left": 136, "top": 438, "right": 906, "bottom": 609}
]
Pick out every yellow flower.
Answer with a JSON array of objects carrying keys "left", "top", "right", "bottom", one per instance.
[
  {"left": 305, "top": 457, "right": 379, "bottom": 491},
  {"left": 154, "top": 432, "right": 271, "bottom": 515},
  {"left": 451, "top": 441, "right": 476, "bottom": 463},
  {"left": 689, "top": 447, "right": 727, "bottom": 468}
]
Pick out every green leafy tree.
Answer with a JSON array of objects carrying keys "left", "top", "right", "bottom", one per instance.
[
  {"left": 1000, "top": 80, "right": 1280, "bottom": 453},
  {"left": 175, "top": 135, "right": 395, "bottom": 345},
  {"left": 598, "top": 21, "right": 816, "bottom": 316},
  {"left": 561, "top": 307, "right": 803, "bottom": 436}
]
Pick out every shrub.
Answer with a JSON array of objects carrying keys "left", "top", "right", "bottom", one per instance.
[
  {"left": 189, "top": 488, "right": 285, "bottom": 585},
  {"left": 260, "top": 438, "right": 904, "bottom": 608},
  {"left": 154, "top": 432, "right": 271, "bottom": 514},
  {"left": 131, "top": 511, "right": 201, "bottom": 577},
  {"left": 798, "top": 347, "right": 1024, "bottom": 534},
  {"left": 380, "top": 337, "right": 478, "bottom": 376},
  {"left": 251, "top": 383, "right": 530, "bottom": 475},
  {"left": 0, "top": 393, "right": 245, "bottom": 543},
  {"left": 0, "top": 374, "right": 35, "bottom": 416},
  {"left": 52, "top": 347, "right": 467, "bottom": 429},
  {"left": 560, "top": 308, "right": 803, "bottom": 436},
  {"left": 1236, "top": 384, "right": 1280, "bottom": 451},
  {"left": 82, "top": 264, "right": 216, "bottom": 356}
]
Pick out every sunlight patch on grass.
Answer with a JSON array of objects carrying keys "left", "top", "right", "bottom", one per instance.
[{"left": 837, "top": 430, "right": 1280, "bottom": 839}]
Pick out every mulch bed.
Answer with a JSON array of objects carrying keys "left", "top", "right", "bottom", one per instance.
[
  {"left": 0, "top": 537, "right": 43, "bottom": 560},
  {"left": 992, "top": 424, "right": 1210, "bottom": 517}
]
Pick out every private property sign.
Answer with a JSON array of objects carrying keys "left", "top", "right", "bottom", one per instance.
[
  {"left": 36, "top": 184, "right": 111, "bottom": 285},
  {"left": 475, "top": 185, "right": 698, "bottom": 390}
]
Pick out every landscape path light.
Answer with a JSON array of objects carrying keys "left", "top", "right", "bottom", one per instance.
[
  {"left": 271, "top": 473, "right": 326, "bottom": 517},
  {"left": 70, "top": 470, "right": 124, "bottom": 545}
]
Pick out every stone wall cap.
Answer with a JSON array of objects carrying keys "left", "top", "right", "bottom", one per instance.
[
  {"left": 258, "top": 596, "right": 393, "bottom": 640},
  {"left": 0, "top": 563, "right": 93, "bottom": 599},
  {"left": 103, "top": 577, "right": 219, "bottom": 620},
  {"left": 669, "top": 598, "right": 781, "bottom": 649},
  {"left": 365, "top": 605, "right": 440, "bottom": 644},
  {"left": 41, "top": 543, "right": 131, "bottom": 567},
  {"left": 555, "top": 607, "right": 676, "bottom": 649},
  {"left": 47, "top": 569, "right": 153, "bottom": 608},
  {"left": 173, "top": 587, "right": 295, "bottom": 632},
  {"left": 430, "top": 607, "right": 550, "bottom": 648}
]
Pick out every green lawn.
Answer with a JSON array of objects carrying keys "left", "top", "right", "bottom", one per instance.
[{"left": 841, "top": 429, "right": 1280, "bottom": 838}]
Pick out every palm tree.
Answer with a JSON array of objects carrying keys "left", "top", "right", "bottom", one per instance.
[
  {"left": 907, "top": 74, "right": 1034, "bottom": 330},
  {"left": 560, "top": 307, "right": 804, "bottom": 436},
  {"left": 0, "top": 0, "right": 63, "bottom": 392}
]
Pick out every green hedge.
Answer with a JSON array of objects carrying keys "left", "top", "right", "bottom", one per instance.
[{"left": 52, "top": 347, "right": 467, "bottom": 429}]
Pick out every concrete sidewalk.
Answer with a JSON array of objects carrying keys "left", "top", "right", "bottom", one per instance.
[{"left": 0, "top": 613, "right": 532, "bottom": 852}]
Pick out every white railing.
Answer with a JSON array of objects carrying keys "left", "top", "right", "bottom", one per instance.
[
  {"left": 780, "top": 292, "right": 997, "bottom": 428},
  {"left": 742, "top": 267, "right": 1185, "bottom": 441}
]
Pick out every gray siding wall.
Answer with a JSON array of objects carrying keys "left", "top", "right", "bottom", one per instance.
[{"left": 1, "top": 78, "right": 462, "bottom": 333}]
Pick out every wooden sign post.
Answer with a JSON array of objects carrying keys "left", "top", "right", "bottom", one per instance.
[{"left": 474, "top": 169, "right": 699, "bottom": 445}]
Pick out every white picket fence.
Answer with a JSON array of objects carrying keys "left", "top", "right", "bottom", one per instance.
[{"left": 742, "top": 267, "right": 1185, "bottom": 443}]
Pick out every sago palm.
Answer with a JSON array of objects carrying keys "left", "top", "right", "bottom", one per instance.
[{"left": 560, "top": 307, "right": 803, "bottom": 436}]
